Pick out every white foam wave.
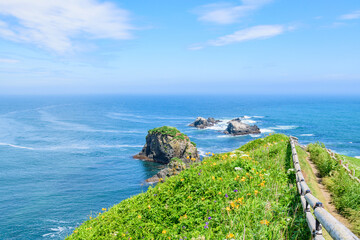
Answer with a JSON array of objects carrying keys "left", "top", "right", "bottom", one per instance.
[
  {"left": 98, "top": 144, "right": 143, "bottom": 148},
  {"left": 217, "top": 134, "right": 247, "bottom": 138},
  {"left": 242, "top": 119, "right": 256, "bottom": 124},
  {"left": 207, "top": 117, "right": 257, "bottom": 131},
  {"left": 271, "top": 125, "right": 298, "bottom": 130},
  {"left": 260, "top": 128, "right": 274, "bottom": 133},
  {"left": 43, "top": 145, "right": 91, "bottom": 151},
  {"left": 300, "top": 134, "right": 314, "bottom": 137},
  {"left": 355, "top": 156, "right": 360, "bottom": 159},
  {"left": 42, "top": 226, "right": 73, "bottom": 238},
  {"left": 198, "top": 148, "right": 207, "bottom": 157},
  {"left": 250, "top": 134, "right": 261, "bottom": 138},
  {"left": 207, "top": 119, "right": 231, "bottom": 131},
  {"left": 40, "top": 111, "right": 119, "bottom": 133},
  {"left": 253, "top": 116, "right": 264, "bottom": 118},
  {"left": 106, "top": 112, "right": 150, "bottom": 123},
  {"left": 0, "top": 142, "right": 34, "bottom": 150}
]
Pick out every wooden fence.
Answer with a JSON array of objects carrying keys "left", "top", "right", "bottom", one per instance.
[
  {"left": 289, "top": 136, "right": 359, "bottom": 240},
  {"left": 326, "top": 149, "right": 360, "bottom": 184}
]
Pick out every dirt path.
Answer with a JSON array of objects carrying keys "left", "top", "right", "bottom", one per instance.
[{"left": 304, "top": 152, "right": 352, "bottom": 228}]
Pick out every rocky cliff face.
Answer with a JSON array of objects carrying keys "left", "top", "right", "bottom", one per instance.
[
  {"left": 133, "top": 126, "right": 199, "bottom": 182},
  {"left": 189, "top": 117, "right": 220, "bottom": 129},
  {"left": 224, "top": 119, "right": 260, "bottom": 135}
]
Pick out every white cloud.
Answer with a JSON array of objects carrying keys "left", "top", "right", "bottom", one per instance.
[
  {"left": 194, "top": 0, "right": 272, "bottom": 24},
  {"left": 190, "top": 25, "right": 287, "bottom": 49},
  {"left": 0, "top": 0, "right": 134, "bottom": 53},
  {"left": 0, "top": 58, "right": 19, "bottom": 63},
  {"left": 339, "top": 10, "right": 360, "bottom": 20}
]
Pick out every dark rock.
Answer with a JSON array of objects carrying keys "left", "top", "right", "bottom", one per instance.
[
  {"left": 189, "top": 117, "right": 220, "bottom": 129},
  {"left": 133, "top": 126, "right": 199, "bottom": 182},
  {"left": 224, "top": 120, "right": 260, "bottom": 135},
  {"left": 146, "top": 158, "right": 186, "bottom": 182}
]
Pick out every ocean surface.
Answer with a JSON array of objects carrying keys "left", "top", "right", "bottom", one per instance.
[{"left": 0, "top": 95, "right": 359, "bottom": 239}]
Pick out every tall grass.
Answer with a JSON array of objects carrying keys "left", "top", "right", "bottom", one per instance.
[
  {"left": 67, "top": 134, "right": 310, "bottom": 240},
  {"left": 308, "top": 143, "right": 360, "bottom": 235},
  {"left": 307, "top": 143, "right": 338, "bottom": 177}
]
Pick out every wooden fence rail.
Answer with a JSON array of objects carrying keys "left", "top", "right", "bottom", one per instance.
[
  {"left": 289, "top": 136, "right": 359, "bottom": 240},
  {"left": 326, "top": 149, "right": 360, "bottom": 184}
]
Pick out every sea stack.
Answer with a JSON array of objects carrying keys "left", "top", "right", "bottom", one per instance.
[
  {"left": 134, "top": 126, "right": 200, "bottom": 182},
  {"left": 224, "top": 118, "right": 261, "bottom": 135},
  {"left": 189, "top": 117, "right": 220, "bottom": 129}
]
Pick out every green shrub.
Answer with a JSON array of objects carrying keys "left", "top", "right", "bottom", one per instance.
[
  {"left": 307, "top": 143, "right": 338, "bottom": 177},
  {"left": 149, "top": 126, "right": 189, "bottom": 142},
  {"left": 149, "top": 126, "right": 181, "bottom": 137}
]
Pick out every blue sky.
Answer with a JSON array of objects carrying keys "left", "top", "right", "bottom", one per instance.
[{"left": 0, "top": 0, "right": 359, "bottom": 95}]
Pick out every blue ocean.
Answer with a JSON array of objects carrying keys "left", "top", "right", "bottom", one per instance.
[{"left": 0, "top": 95, "right": 359, "bottom": 239}]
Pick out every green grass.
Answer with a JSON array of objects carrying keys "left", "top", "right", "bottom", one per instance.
[
  {"left": 336, "top": 154, "right": 360, "bottom": 178},
  {"left": 307, "top": 143, "right": 360, "bottom": 235},
  {"left": 66, "top": 134, "right": 310, "bottom": 240},
  {"left": 296, "top": 146, "right": 322, "bottom": 198},
  {"left": 148, "top": 126, "right": 188, "bottom": 142},
  {"left": 307, "top": 143, "right": 338, "bottom": 177}
]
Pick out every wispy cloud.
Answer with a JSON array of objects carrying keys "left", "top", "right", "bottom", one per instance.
[
  {"left": 194, "top": 0, "right": 272, "bottom": 24},
  {"left": 339, "top": 10, "right": 360, "bottom": 20},
  {"left": 190, "top": 24, "right": 288, "bottom": 50},
  {"left": 0, "top": 58, "right": 19, "bottom": 63},
  {"left": 0, "top": 0, "right": 134, "bottom": 53}
]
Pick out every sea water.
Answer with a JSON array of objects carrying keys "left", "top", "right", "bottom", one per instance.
[{"left": 0, "top": 95, "right": 359, "bottom": 239}]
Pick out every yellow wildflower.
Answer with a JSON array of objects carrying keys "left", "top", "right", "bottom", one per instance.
[
  {"left": 162, "top": 230, "right": 167, "bottom": 234},
  {"left": 226, "top": 207, "right": 231, "bottom": 211},
  {"left": 218, "top": 192, "right": 222, "bottom": 195},
  {"left": 213, "top": 163, "right": 216, "bottom": 166},
  {"left": 201, "top": 197, "right": 205, "bottom": 200},
  {"left": 181, "top": 179, "right": 184, "bottom": 181},
  {"left": 186, "top": 156, "right": 190, "bottom": 159},
  {"left": 138, "top": 215, "right": 142, "bottom": 219},
  {"left": 187, "top": 196, "right": 192, "bottom": 199},
  {"left": 260, "top": 219, "right": 270, "bottom": 225},
  {"left": 254, "top": 190, "right": 259, "bottom": 196},
  {"left": 212, "top": 176, "right": 215, "bottom": 180},
  {"left": 148, "top": 205, "right": 151, "bottom": 209},
  {"left": 102, "top": 208, "right": 107, "bottom": 211},
  {"left": 227, "top": 233, "right": 235, "bottom": 238}
]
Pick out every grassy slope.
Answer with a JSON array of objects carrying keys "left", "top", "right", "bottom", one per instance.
[
  {"left": 67, "top": 134, "right": 310, "bottom": 240},
  {"left": 337, "top": 154, "right": 360, "bottom": 178},
  {"left": 307, "top": 143, "right": 360, "bottom": 235},
  {"left": 295, "top": 146, "right": 332, "bottom": 240}
]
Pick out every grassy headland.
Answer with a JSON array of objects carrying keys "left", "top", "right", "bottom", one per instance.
[{"left": 66, "top": 134, "right": 310, "bottom": 239}]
